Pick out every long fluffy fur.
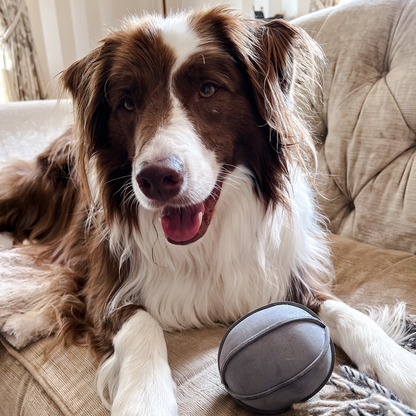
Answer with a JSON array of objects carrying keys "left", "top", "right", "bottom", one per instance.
[{"left": 3, "top": 7, "right": 416, "bottom": 414}]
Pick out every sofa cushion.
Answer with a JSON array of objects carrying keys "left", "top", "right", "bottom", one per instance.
[
  {"left": 295, "top": 0, "right": 416, "bottom": 254},
  {"left": 1, "top": 234, "right": 416, "bottom": 416}
]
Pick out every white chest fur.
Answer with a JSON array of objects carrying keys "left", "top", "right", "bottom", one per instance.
[{"left": 107, "top": 166, "right": 328, "bottom": 330}]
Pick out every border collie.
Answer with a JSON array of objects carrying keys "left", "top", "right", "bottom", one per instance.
[{"left": 0, "top": 7, "right": 415, "bottom": 415}]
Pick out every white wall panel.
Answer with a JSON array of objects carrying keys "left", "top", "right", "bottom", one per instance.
[
  {"left": 36, "top": 0, "right": 64, "bottom": 95},
  {"left": 69, "top": 0, "right": 90, "bottom": 60}
]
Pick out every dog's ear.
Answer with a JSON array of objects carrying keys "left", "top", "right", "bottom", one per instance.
[
  {"left": 61, "top": 35, "right": 122, "bottom": 139},
  {"left": 61, "top": 49, "right": 100, "bottom": 100},
  {"left": 245, "top": 19, "right": 300, "bottom": 108},
  {"left": 61, "top": 45, "right": 111, "bottom": 140},
  {"left": 60, "top": 42, "right": 114, "bottom": 205},
  {"left": 230, "top": 17, "right": 324, "bottom": 143}
]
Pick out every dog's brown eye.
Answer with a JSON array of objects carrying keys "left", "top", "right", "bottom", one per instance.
[
  {"left": 199, "top": 84, "right": 217, "bottom": 98},
  {"left": 123, "top": 98, "right": 135, "bottom": 111}
]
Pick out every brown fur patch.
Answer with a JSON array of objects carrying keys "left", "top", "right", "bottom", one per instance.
[
  {"left": 0, "top": 130, "right": 78, "bottom": 243},
  {"left": 287, "top": 272, "right": 335, "bottom": 314}
]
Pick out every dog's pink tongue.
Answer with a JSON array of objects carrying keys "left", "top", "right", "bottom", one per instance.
[{"left": 161, "top": 203, "right": 205, "bottom": 242}]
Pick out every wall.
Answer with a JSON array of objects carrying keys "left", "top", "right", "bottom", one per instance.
[
  {"left": 26, "top": 0, "right": 311, "bottom": 98},
  {"left": 26, "top": 0, "right": 164, "bottom": 97}
]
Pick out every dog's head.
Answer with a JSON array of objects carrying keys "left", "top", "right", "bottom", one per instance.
[{"left": 62, "top": 7, "right": 323, "bottom": 245}]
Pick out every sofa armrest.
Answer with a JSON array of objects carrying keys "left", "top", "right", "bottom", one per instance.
[{"left": 0, "top": 100, "right": 73, "bottom": 166}]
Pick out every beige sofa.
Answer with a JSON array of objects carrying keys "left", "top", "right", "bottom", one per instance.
[{"left": 1, "top": 0, "right": 416, "bottom": 414}]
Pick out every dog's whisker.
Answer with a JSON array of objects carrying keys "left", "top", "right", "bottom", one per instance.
[
  {"left": 105, "top": 175, "right": 132, "bottom": 186},
  {"left": 222, "top": 177, "right": 241, "bottom": 186},
  {"left": 222, "top": 164, "right": 247, "bottom": 174},
  {"left": 121, "top": 187, "right": 136, "bottom": 208},
  {"left": 119, "top": 183, "right": 133, "bottom": 197}
]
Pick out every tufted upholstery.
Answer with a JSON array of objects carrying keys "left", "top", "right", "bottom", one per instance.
[{"left": 295, "top": 0, "right": 416, "bottom": 254}]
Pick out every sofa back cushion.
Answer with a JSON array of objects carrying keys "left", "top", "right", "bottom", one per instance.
[{"left": 295, "top": 0, "right": 416, "bottom": 254}]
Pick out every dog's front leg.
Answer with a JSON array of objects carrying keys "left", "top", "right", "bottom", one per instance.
[
  {"left": 97, "top": 310, "right": 178, "bottom": 416},
  {"left": 319, "top": 300, "right": 416, "bottom": 408}
]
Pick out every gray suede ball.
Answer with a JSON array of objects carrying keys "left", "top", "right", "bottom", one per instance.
[{"left": 218, "top": 302, "right": 335, "bottom": 414}]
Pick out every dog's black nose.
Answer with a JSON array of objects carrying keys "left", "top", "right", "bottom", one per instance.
[{"left": 136, "top": 156, "right": 185, "bottom": 201}]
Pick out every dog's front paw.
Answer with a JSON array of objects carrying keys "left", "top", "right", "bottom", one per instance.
[
  {"left": 98, "top": 310, "right": 179, "bottom": 415},
  {"left": 111, "top": 379, "right": 178, "bottom": 416},
  {"left": 362, "top": 343, "right": 416, "bottom": 409},
  {"left": 2, "top": 310, "right": 55, "bottom": 349}
]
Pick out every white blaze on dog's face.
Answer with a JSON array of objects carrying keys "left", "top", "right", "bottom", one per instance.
[
  {"left": 130, "top": 17, "right": 225, "bottom": 245},
  {"left": 63, "top": 8, "right": 301, "bottom": 246}
]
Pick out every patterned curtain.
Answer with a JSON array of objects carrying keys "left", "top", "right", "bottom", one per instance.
[{"left": 0, "top": 0, "right": 46, "bottom": 103}]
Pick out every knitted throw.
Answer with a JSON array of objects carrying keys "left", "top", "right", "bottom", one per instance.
[{"left": 294, "top": 316, "right": 416, "bottom": 416}]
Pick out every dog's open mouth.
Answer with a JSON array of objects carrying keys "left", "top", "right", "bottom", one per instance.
[{"left": 161, "top": 177, "right": 223, "bottom": 245}]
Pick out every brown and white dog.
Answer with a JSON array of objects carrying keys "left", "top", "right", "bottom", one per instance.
[{"left": 0, "top": 7, "right": 415, "bottom": 415}]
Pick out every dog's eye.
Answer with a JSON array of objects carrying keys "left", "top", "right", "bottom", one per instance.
[
  {"left": 123, "top": 98, "right": 135, "bottom": 111},
  {"left": 199, "top": 84, "right": 217, "bottom": 99}
]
